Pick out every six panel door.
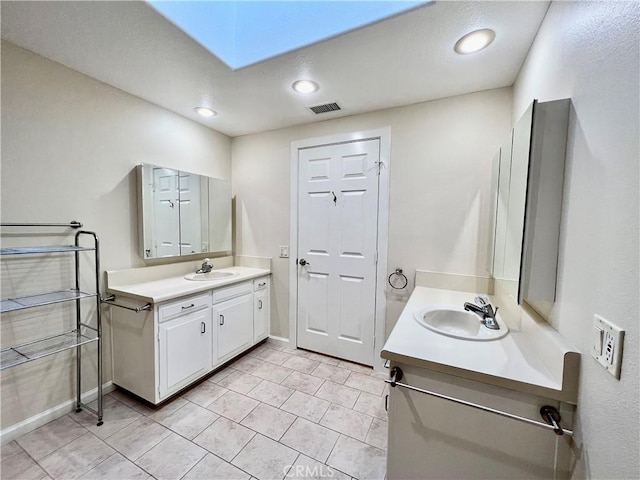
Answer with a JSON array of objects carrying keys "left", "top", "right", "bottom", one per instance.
[{"left": 297, "top": 139, "right": 380, "bottom": 365}]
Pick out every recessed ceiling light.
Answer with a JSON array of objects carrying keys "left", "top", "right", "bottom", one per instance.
[
  {"left": 194, "top": 107, "right": 217, "bottom": 117},
  {"left": 292, "top": 80, "right": 319, "bottom": 94},
  {"left": 454, "top": 28, "right": 496, "bottom": 54}
]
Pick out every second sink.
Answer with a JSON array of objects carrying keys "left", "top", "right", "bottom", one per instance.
[
  {"left": 413, "top": 304, "right": 508, "bottom": 341},
  {"left": 185, "top": 270, "right": 238, "bottom": 281}
]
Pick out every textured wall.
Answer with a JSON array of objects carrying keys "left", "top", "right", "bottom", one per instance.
[
  {"left": 0, "top": 42, "right": 231, "bottom": 430},
  {"left": 512, "top": 2, "right": 639, "bottom": 478},
  {"left": 231, "top": 88, "right": 513, "bottom": 339}
]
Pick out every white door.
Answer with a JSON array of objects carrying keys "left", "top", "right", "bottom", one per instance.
[
  {"left": 297, "top": 139, "right": 380, "bottom": 365},
  {"left": 153, "top": 167, "right": 180, "bottom": 257},
  {"left": 158, "top": 308, "right": 212, "bottom": 398}
]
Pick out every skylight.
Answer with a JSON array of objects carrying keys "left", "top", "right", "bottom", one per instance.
[{"left": 148, "top": 1, "right": 428, "bottom": 70}]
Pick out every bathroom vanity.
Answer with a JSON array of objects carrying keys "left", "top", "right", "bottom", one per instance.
[
  {"left": 382, "top": 287, "right": 579, "bottom": 479},
  {"left": 106, "top": 261, "right": 270, "bottom": 404}
]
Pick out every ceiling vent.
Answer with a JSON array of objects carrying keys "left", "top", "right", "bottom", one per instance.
[{"left": 307, "top": 102, "right": 341, "bottom": 114}]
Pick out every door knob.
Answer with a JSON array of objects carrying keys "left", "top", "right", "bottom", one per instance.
[{"left": 298, "top": 258, "right": 310, "bottom": 266}]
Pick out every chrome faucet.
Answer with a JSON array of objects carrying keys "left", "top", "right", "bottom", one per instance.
[
  {"left": 464, "top": 295, "right": 500, "bottom": 330},
  {"left": 196, "top": 258, "right": 214, "bottom": 274}
]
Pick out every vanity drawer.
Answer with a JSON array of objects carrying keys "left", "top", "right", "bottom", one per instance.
[
  {"left": 254, "top": 277, "right": 269, "bottom": 291},
  {"left": 159, "top": 293, "right": 211, "bottom": 322},
  {"left": 212, "top": 280, "right": 253, "bottom": 304}
]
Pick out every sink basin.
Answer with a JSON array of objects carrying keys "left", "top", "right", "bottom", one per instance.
[
  {"left": 413, "top": 304, "right": 508, "bottom": 341},
  {"left": 184, "top": 270, "right": 238, "bottom": 281}
]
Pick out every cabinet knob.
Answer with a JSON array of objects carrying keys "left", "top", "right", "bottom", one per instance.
[
  {"left": 258, "top": 300, "right": 263, "bottom": 310},
  {"left": 219, "top": 314, "right": 225, "bottom": 326},
  {"left": 182, "top": 304, "right": 195, "bottom": 310},
  {"left": 201, "top": 322, "right": 206, "bottom": 334}
]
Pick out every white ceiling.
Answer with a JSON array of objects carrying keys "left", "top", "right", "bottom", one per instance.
[{"left": 1, "top": 1, "right": 550, "bottom": 137}]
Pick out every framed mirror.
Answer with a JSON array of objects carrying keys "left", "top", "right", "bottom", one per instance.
[
  {"left": 137, "top": 164, "right": 231, "bottom": 259},
  {"left": 489, "top": 99, "right": 570, "bottom": 319}
]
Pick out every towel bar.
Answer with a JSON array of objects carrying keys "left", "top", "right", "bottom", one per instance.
[
  {"left": 386, "top": 366, "right": 572, "bottom": 436},
  {"left": 1, "top": 221, "right": 83, "bottom": 228},
  {"left": 101, "top": 295, "right": 151, "bottom": 313}
]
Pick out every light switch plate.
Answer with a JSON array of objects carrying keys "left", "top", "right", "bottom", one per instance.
[
  {"left": 591, "top": 314, "right": 624, "bottom": 379},
  {"left": 279, "top": 245, "right": 289, "bottom": 258}
]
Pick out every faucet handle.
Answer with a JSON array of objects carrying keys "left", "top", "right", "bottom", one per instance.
[
  {"left": 475, "top": 294, "right": 490, "bottom": 306},
  {"left": 197, "top": 258, "right": 214, "bottom": 274}
]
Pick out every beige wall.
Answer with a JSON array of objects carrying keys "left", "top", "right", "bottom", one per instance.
[
  {"left": 232, "top": 87, "right": 513, "bottom": 339},
  {"left": 512, "top": 2, "right": 639, "bottom": 478},
  {"left": 0, "top": 42, "right": 231, "bottom": 429}
]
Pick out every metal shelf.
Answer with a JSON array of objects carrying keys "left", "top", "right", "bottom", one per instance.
[
  {"left": 1, "top": 290, "right": 98, "bottom": 313},
  {"left": 0, "top": 228, "right": 104, "bottom": 425},
  {"left": 0, "top": 245, "right": 95, "bottom": 255},
  {"left": 0, "top": 330, "right": 98, "bottom": 370}
]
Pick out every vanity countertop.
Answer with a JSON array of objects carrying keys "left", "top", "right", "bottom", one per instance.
[
  {"left": 107, "top": 266, "right": 270, "bottom": 304},
  {"left": 382, "top": 287, "right": 580, "bottom": 403}
]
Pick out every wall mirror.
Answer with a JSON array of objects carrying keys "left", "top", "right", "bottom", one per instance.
[
  {"left": 137, "top": 164, "right": 231, "bottom": 259},
  {"left": 489, "top": 99, "right": 570, "bottom": 320}
]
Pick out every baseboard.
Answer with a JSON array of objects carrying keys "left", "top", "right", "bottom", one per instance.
[
  {"left": 267, "top": 335, "right": 290, "bottom": 349},
  {"left": 0, "top": 382, "right": 115, "bottom": 445}
]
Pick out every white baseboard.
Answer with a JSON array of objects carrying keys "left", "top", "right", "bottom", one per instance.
[
  {"left": 0, "top": 382, "right": 115, "bottom": 445},
  {"left": 267, "top": 335, "right": 290, "bottom": 349}
]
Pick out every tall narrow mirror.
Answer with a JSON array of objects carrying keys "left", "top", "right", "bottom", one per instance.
[
  {"left": 488, "top": 99, "right": 569, "bottom": 320},
  {"left": 140, "top": 165, "right": 181, "bottom": 257},
  {"left": 177, "top": 171, "right": 209, "bottom": 256},
  {"left": 208, "top": 177, "right": 232, "bottom": 253},
  {"left": 502, "top": 103, "right": 534, "bottom": 299}
]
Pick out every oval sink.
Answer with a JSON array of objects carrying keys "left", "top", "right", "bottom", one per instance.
[
  {"left": 184, "top": 270, "right": 238, "bottom": 281},
  {"left": 413, "top": 304, "right": 508, "bottom": 341}
]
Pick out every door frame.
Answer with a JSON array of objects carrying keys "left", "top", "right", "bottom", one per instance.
[{"left": 288, "top": 127, "right": 391, "bottom": 369}]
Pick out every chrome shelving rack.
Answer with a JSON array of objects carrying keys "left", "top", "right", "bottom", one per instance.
[{"left": 0, "top": 222, "right": 103, "bottom": 426}]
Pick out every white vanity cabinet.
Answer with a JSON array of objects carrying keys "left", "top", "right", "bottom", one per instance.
[
  {"left": 253, "top": 277, "right": 270, "bottom": 343},
  {"left": 382, "top": 286, "right": 580, "bottom": 480},
  {"left": 386, "top": 362, "right": 574, "bottom": 480},
  {"left": 158, "top": 294, "right": 212, "bottom": 398},
  {"left": 110, "top": 273, "right": 270, "bottom": 404},
  {"left": 212, "top": 281, "right": 254, "bottom": 364}
]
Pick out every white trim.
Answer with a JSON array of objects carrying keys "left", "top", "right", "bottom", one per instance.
[
  {"left": 266, "top": 335, "right": 290, "bottom": 349},
  {"left": 0, "top": 382, "right": 115, "bottom": 444},
  {"left": 289, "top": 127, "right": 391, "bottom": 370}
]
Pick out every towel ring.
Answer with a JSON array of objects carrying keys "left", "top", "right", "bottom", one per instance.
[{"left": 388, "top": 268, "right": 408, "bottom": 290}]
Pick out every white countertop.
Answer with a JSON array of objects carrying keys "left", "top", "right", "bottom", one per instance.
[
  {"left": 382, "top": 287, "right": 580, "bottom": 403},
  {"left": 107, "top": 266, "right": 270, "bottom": 304}
]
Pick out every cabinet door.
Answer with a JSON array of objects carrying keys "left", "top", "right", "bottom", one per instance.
[
  {"left": 254, "top": 287, "right": 270, "bottom": 343},
  {"left": 159, "top": 308, "right": 212, "bottom": 398},
  {"left": 214, "top": 294, "right": 253, "bottom": 365}
]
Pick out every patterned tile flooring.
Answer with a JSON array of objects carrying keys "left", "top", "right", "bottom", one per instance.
[{"left": 1, "top": 341, "right": 389, "bottom": 480}]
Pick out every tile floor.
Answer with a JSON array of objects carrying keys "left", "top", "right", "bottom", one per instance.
[{"left": 1, "top": 341, "right": 389, "bottom": 480}]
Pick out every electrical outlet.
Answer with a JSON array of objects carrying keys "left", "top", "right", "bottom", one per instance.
[
  {"left": 279, "top": 245, "right": 289, "bottom": 258},
  {"left": 591, "top": 314, "right": 625, "bottom": 378}
]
